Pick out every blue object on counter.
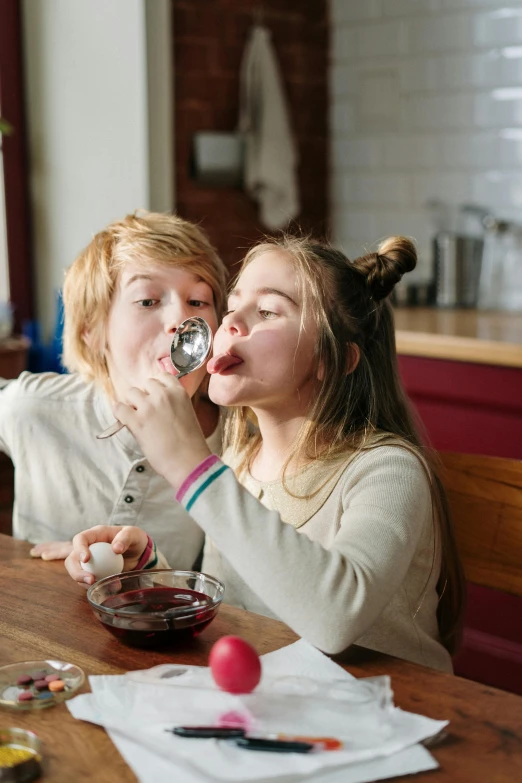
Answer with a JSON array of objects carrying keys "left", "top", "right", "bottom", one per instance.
[
  {"left": 22, "top": 320, "right": 48, "bottom": 373},
  {"left": 22, "top": 291, "right": 68, "bottom": 374},
  {"left": 48, "top": 290, "right": 66, "bottom": 373}
]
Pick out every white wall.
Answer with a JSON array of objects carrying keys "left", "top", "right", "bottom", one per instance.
[
  {"left": 22, "top": 0, "right": 173, "bottom": 337},
  {"left": 329, "top": 0, "right": 522, "bottom": 280}
]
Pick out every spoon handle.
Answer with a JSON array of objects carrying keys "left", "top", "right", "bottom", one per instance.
[
  {"left": 96, "top": 369, "right": 189, "bottom": 440},
  {"left": 96, "top": 420, "right": 125, "bottom": 440}
]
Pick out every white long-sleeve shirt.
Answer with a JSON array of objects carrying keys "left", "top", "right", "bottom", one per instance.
[
  {"left": 0, "top": 371, "right": 220, "bottom": 568},
  {"left": 168, "top": 448, "right": 452, "bottom": 672}
]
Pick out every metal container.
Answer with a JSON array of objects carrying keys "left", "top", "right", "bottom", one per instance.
[
  {"left": 478, "top": 218, "right": 522, "bottom": 311},
  {"left": 433, "top": 232, "right": 484, "bottom": 308},
  {"left": 0, "top": 728, "right": 42, "bottom": 782}
]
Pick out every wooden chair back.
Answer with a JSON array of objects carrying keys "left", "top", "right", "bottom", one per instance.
[{"left": 438, "top": 452, "right": 522, "bottom": 597}]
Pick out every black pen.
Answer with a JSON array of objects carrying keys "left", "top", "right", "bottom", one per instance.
[
  {"left": 167, "top": 726, "right": 315, "bottom": 753},
  {"left": 166, "top": 726, "right": 246, "bottom": 739},
  {"left": 235, "top": 736, "right": 314, "bottom": 753}
]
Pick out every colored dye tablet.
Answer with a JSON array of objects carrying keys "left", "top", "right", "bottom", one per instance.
[
  {"left": 33, "top": 680, "right": 48, "bottom": 691},
  {"left": 17, "top": 691, "right": 34, "bottom": 702},
  {"left": 16, "top": 675, "right": 33, "bottom": 686},
  {"left": 44, "top": 674, "right": 61, "bottom": 683},
  {"left": 35, "top": 692, "right": 53, "bottom": 701},
  {"left": 48, "top": 680, "right": 65, "bottom": 693}
]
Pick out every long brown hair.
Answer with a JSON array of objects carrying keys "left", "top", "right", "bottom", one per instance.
[{"left": 224, "top": 234, "right": 465, "bottom": 654}]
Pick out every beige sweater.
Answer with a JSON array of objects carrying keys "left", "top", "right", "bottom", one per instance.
[{"left": 168, "top": 445, "right": 452, "bottom": 673}]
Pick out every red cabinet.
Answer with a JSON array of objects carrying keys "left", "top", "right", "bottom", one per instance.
[
  {"left": 398, "top": 355, "right": 522, "bottom": 459},
  {"left": 399, "top": 353, "right": 522, "bottom": 693}
]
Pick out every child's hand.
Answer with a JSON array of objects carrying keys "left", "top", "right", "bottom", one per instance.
[
  {"left": 64, "top": 525, "right": 149, "bottom": 586},
  {"left": 114, "top": 373, "right": 212, "bottom": 490},
  {"left": 30, "top": 541, "right": 73, "bottom": 560}
]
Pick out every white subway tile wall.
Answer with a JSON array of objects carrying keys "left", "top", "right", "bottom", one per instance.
[{"left": 329, "top": 0, "right": 522, "bottom": 279}]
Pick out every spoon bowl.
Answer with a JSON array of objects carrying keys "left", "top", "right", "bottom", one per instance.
[
  {"left": 96, "top": 316, "right": 213, "bottom": 440},
  {"left": 170, "top": 316, "right": 213, "bottom": 376}
]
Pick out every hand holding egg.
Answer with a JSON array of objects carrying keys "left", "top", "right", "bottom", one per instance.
[{"left": 80, "top": 542, "right": 124, "bottom": 581}]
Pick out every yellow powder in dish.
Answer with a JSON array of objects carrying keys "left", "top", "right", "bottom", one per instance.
[{"left": 0, "top": 745, "right": 36, "bottom": 767}]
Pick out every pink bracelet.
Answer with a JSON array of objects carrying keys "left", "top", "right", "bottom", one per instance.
[{"left": 136, "top": 534, "right": 154, "bottom": 570}]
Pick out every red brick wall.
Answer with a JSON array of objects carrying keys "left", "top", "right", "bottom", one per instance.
[{"left": 173, "top": 0, "right": 329, "bottom": 276}]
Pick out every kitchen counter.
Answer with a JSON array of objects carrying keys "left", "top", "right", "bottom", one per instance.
[{"left": 394, "top": 307, "right": 522, "bottom": 368}]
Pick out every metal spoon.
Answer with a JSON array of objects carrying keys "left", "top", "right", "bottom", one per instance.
[{"left": 96, "top": 316, "right": 213, "bottom": 440}]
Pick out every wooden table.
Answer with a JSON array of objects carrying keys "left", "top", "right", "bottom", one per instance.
[{"left": 1, "top": 535, "right": 521, "bottom": 782}]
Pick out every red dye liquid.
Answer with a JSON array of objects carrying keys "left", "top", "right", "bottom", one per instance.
[{"left": 99, "top": 587, "right": 216, "bottom": 648}]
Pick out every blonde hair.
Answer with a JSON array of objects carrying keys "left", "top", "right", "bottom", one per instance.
[
  {"left": 224, "top": 234, "right": 465, "bottom": 655},
  {"left": 62, "top": 211, "right": 227, "bottom": 391}
]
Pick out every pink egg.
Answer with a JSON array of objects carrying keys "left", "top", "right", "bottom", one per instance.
[{"left": 209, "top": 635, "right": 261, "bottom": 694}]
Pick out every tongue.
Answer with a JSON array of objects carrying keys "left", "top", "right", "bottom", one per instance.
[
  {"left": 207, "top": 353, "right": 243, "bottom": 374},
  {"left": 160, "top": 357, "right": 177, "bottom": 375}
]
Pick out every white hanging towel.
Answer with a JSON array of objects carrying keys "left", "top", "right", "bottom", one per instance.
[{"left": 239, "top": 24, "right": 300, "bottom": 230}]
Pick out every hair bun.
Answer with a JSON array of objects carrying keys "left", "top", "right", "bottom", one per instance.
[{"left": 354, "top": 236, "right": 417, "bottom": 302}]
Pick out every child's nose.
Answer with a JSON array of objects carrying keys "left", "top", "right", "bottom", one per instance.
[
  {"left": 223, "top": 311, "right": 248, "bottom": 336},
  {"left": 164, "top": 304, "right": 190, "bottom": 334}
]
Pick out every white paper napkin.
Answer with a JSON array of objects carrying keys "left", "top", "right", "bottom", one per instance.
[{"left": 67, "top": 640, "right": 445, "bottom": 783}]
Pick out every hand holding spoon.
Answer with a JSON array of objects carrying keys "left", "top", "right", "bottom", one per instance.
[{"left": 96, "top": 316, "right": 213, "bottom": 440}]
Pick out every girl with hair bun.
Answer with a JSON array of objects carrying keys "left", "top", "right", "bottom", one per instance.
[{"left": 67, "top": 234, "right": 464, "bottom": 672}]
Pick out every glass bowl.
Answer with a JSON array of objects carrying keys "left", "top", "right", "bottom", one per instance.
[
  {"left": 0, "top": 660, "right": 85, "bottom": 711},
  {"left": 0, "top": 727, "right": 42, "bottom": 781},
  {"left": 87, "top": 569, "right": 225, "bottom": 648}
]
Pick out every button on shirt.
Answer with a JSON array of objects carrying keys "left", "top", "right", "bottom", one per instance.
[{"left": 0, "top": 372, "right": 222, "bottom": 569}]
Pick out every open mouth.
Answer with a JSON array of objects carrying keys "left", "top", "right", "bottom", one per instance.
[{"left": 207, "top": 353, "right": 244, "bottom": 374}]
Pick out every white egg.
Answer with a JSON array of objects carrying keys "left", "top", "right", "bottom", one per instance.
[{"left": 80, "top": 542, "right": 124, "bottom": 581}]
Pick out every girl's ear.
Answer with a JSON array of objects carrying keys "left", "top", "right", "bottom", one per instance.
[
  {"left": 346, "top": 343, "right": 360, "bottom": 375},
  {"left": 317, "top": 343, "right": 360, "bottom": 382}
]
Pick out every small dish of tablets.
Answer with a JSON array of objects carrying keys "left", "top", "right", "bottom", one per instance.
[
  {"left": 0, "top": 727, "right": 42, "bottom": 782},
  {"left": 0, "top": 660, "right": 84, "bottom": 711}
]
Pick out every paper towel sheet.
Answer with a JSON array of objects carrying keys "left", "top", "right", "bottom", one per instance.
[{"left": 68, "top": 640, "right": 445, "bottom": 783}]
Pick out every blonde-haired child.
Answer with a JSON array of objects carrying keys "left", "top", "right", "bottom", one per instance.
[
  {"left": 0, "top": 210, "right": 227, "bottom": 567},
  {"left": 66, "top": 234, "right": 464, "bottom": 671}
]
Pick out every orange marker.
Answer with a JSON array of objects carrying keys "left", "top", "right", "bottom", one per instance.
[{"left": 277, "top": 735, "right": 343, "bottom": 751}]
